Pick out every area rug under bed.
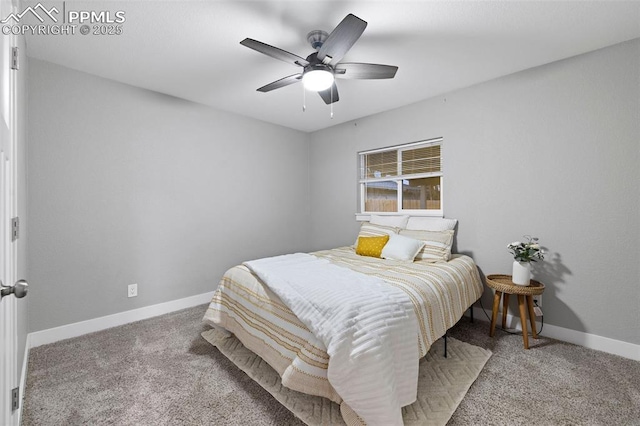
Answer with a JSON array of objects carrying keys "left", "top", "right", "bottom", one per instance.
[{"left": 201, "top": 328, "right": 491, "bottom": 426}]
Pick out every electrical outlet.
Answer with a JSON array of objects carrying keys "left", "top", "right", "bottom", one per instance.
[
  {"left": 128, "top": 283, "right": 138, "bottom": 298},
  {"left": 533, "top": 306, "right": 543, "bottom": 317},
  {"left": 533, "top": 295, "right": 542, "bottom": 308}
]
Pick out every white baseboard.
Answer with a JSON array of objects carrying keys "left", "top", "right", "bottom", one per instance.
[
  {"left": 29, "top": 291, "right": 215, "bottom": 348},
  {"left": 466, "top": 306, "right": 640, "bottom": 361},
  {"left": 26, "top": 294, "right": 639, "bottom": 361}
]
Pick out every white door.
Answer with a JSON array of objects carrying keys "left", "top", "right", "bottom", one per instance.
[
  {"left": 0, "top": 117, "right": 17, "bottom": 426},
  {"left": 0, "top": 1, "right": 23, "bottom": 422}
]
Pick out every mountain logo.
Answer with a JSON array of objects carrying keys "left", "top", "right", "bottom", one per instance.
[{"left": 1, "top": 3, "right": 59, "bottom": 23}]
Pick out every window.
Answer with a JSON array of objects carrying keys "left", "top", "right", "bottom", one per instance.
[{"left": 359, "top": 138, "right": 443, "bottom": 216}]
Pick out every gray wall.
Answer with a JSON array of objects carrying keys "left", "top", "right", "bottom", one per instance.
[
  {"left": 27, "top": 39, "right": 640, "bottom": 346},
  {"left": 27, "top": 59, "right": 311, "bottom": 332},
  {"left": 308, "top": 39, "right": 640, "bottom": 345}
]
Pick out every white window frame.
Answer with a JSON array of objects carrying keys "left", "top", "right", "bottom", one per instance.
[{"left": 358, "top": 137, "right": 444, "bottom": 218}]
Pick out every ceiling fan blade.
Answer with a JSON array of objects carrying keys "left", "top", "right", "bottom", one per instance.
[
  {"left": 317, "top": 14, "right": 367, "bottom": 65},
  {"left": 334, "top": 63, "right": 398, "bottom": 79},
  {"left": 317, "top": 82, "right": 339, "bottom": 104},
  {"left": 241, "top": 38, "right": 309, "bottom": 67},
  {"left": 257, "top": 74, "right": 303, "bottom": 92}
]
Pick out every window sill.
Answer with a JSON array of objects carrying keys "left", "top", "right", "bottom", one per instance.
[{"left": 355, "top": 212, "right": 444, "bottom": 221}]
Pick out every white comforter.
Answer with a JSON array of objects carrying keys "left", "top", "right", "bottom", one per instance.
[{"left": 244, "top": 253, "right": 419, "bottom": 426}]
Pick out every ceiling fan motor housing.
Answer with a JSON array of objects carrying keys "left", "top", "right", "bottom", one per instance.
[
  {"left": 304, "top": 52, "right": 332, "bottom": 71},
  {"left": 304, "top": 63, "right": 333, "bottom": 73}
]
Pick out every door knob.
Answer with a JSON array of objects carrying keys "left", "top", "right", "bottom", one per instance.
[{"left": 0, "top": 279, "right": 28, "bottom": 299}]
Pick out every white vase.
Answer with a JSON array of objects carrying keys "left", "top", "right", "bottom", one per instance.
[{"left": 512, "top": 261, "right": 531, "bottom": 286}]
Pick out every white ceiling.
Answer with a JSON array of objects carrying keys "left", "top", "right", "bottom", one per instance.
[{"left": 24, "top": 1, "right": 640, "bottom": 132}]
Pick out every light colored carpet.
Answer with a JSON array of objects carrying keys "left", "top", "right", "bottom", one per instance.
[
  {"left": 22, "top": 305, "right": 640, "bottom": 425},
  {"left": 202, "top": 328, "right": 492, "bottom": 426}
]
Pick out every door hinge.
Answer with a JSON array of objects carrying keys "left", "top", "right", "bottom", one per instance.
[
  {"left": 11, "top": 217, "right": 19, "bottom": 241},
  {"left": 11, "top": 47, "right": 19, "bottom": 70},
  {"left": 11, "top": 387, "right": 19, "bottom": 411}
]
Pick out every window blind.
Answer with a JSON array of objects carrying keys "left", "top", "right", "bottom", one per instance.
[
  {"left": 401, "top": 144, "right": 441, "bottom": 175},
  {"left": 360, "top": 140, "right": 441, "bottom": 180},
  {"left": 362, "top": 150, "right": 397, "bottom": 179}
]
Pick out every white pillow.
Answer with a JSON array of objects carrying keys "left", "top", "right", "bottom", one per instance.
[
  {"left": 405, "top": 217, "right": 457, "bottom": 231},
  {"left": 381, "top": 234, "right": 426, "bottom": 262},
  {"left": 370, "top": 215, "right": 410, "bottom": 229}
]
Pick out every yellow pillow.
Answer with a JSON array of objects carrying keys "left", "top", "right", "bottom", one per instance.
[{"left": 356, "top": 235, "right": 390, "bottom": 258}]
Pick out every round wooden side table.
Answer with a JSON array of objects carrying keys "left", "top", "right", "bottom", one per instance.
[{"left": 485, "top": 274, "right": 545, "bottom": 349}]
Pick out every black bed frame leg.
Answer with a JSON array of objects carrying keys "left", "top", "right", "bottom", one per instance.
[
  {"left": 444, "top": 305, "right": 475, "bottom": 358},
  {"left": 444, "top": 333, "right": 447, "bottom": 358}
]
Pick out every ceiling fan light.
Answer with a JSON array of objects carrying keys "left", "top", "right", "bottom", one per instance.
[{"left": 302, "top": 70, "right": 334, "bottom": 91}]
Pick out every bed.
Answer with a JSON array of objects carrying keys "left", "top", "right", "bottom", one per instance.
[{"left": 202, "top": 219, "right": 484, "bottom": 425}]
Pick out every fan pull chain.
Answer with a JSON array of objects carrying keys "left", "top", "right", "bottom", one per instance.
[
  {"left": 330, "top": 89, "right": 334, "bottom": 119},
  {"left": 302, "top": 87, "right": 306, "bottom": 112}
]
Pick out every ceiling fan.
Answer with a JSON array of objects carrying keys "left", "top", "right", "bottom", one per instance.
[{"left": 240, "top": 13, "right": 398, "bottom": 105}]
